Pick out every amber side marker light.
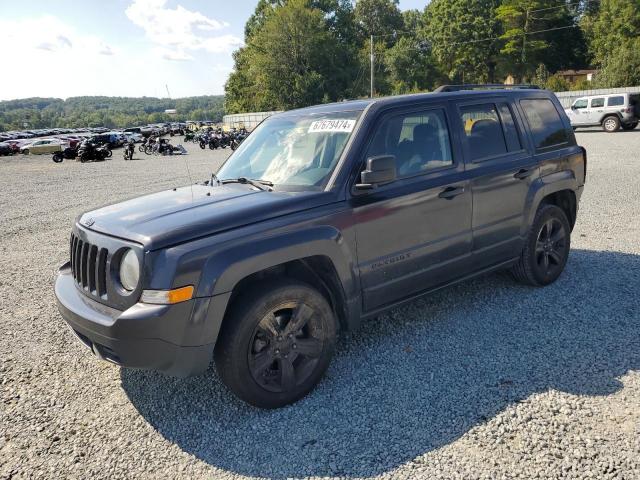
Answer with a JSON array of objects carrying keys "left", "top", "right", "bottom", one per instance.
[{"left": 141, "top": 286, "right": 194, "bottom": 305}]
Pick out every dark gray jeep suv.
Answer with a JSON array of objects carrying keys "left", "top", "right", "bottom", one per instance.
[{"left": 55, "top": 85, "right": 586, "bottom": 408}]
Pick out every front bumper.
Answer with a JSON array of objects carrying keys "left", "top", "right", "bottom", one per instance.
[{"left": 54, "top": 262, "right": 215, "bottom": 377}]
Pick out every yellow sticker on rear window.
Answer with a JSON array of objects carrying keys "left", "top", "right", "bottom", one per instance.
[{"left": 308, "top": 119, "right": 356, "bottom": 133}]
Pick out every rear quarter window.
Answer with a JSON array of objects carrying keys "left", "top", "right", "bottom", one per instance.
[
  {"left": 520, "top": 98, "right": 569, "bottom": 151},
  {"left": 607, "top": 96, "right": 625, "bottom": 107}
]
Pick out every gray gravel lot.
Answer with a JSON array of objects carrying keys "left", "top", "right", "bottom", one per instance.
[{"left": 1, "top": 131, "right": 639, "bottom": 480}]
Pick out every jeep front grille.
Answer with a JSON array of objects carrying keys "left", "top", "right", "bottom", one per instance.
[{"left": 70, "top": 233, "right": 109, "bottom": 298}]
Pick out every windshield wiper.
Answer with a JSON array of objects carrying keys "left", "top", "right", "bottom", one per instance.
[{"left": 220, "top": 177, "right": 273, "bottom": 191}]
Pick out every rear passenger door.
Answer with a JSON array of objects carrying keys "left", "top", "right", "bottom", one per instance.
[{"left": 453, "top": 98, "right": 537, "bottom": 268}]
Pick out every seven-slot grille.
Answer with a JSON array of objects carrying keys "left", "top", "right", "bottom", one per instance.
[{"left": 70, "top": 233, "right": 109, "bottom": 298}]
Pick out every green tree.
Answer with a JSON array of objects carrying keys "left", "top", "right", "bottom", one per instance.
[
  {"left": 582, "top": 0, "right": 640, "bottom": 65},
  {"left": 534, "top": 63, "right": 550, "bottom": 87},
  {"left": 248, "top": 0, "right": 343, "bottom": 109},
  {"left": 354, "top": 0, "right": 403, "bottom": 41},
  {"left": 544, "top": 75, "right": 570, "bottom": 92},
  {"left": 384, "top": 36, "right": 442, "bottom": 94},
  {"left": 594, "top": 38, "right": 640, "bottom": 88},
  {"left": 497, "top": 0, "right": 588, "bottom": 82},
  {"left": 424, "top": 0, "right": 502, "bottom": 83},
  {"left": 496, "top": 0, "right": 548, "bottom": 82}
]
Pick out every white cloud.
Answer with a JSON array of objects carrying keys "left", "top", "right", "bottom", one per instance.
[
  {"left": 0, "top": 16, "right": 113, "bottom": 57},
  {"left": 99, "top": 44, "right": 116, "bottom": 56},
  {"left": 157, "top": 48, "right": 194, "bottom": 61},
  {"left": 125, "top": 0, "right": 242, "bottom": 60}
]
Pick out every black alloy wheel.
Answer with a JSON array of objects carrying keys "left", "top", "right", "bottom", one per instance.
[
  {"left": 215, "top": 280, "right": 337, "bottom": 408},
  {"left": 533, "top": 217, "right": 567, "bottom": 280},
  {"left": 248, "top": 302, "right": 325, "bottom": 393},
  {"left": 511, "top": 204, "right": 571, "bottom": 286}
]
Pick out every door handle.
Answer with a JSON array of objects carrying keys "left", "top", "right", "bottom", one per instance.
[
  {"left": 438, "top": 186, "right": 465, "bottom": 199},
  {"left": 514, "top": 168, "right": 533, "bottom": 180}
]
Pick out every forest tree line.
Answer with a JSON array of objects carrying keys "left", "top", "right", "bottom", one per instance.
[
  {"left": 0, "top": 96, "right": 225, "bottom": 132},
  {"left": 225, "top": 0, "right": 640, "bottom": 113}
]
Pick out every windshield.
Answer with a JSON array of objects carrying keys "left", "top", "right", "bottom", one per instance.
[{"left": 216, "top": 110, "right": 362, "bottom": 189}]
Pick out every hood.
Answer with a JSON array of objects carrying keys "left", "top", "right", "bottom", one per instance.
[{"left": 79, "top": 184, "right": 334, "bottom": 250}]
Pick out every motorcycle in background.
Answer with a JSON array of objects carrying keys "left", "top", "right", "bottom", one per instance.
[
  {"left": 77, "top": 141, "right": 111, "bottom": 162},
  {"left": 52, "top": 146, "right": 79, "bottom": 163},
  {"left": 123, "top": 141, "right": 135, "bottom": 160}
]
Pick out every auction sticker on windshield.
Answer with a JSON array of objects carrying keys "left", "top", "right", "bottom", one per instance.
[{"left": 308, "top": 119, "right": 356, "bottom": 133}]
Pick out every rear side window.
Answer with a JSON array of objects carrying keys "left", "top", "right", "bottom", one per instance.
[
  {"left": 520, "top": 99, "right": 569, "bottom": 150},
  {"left": 607, "top": 96, "right": 625, "bottom": 107},
  {"left": 590, "top": 98, "right": 605, "bottom": 108},
  {"left": 497, "top": 103, "right": 522, "bottom": 152},
  {"left": 459, "top": 104, "right": 507, "bottom": 160}
]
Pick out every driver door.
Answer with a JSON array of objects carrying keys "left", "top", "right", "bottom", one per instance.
[
  {"left": 569, "top": 99, "right": 589, "bottom": 125},
  {"left": 350, "top": 105, "right": 472, "bottom": 312}
]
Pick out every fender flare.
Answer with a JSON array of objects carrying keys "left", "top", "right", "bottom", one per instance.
[
  {"left": 525, "top": 170, "right": 578, "bottom": 228},
  {"left": 599, "top": 112, "right": 622, "bottom": 124},
  {"left": 196, "top": 225, "right": 357, "bottom": 300}
]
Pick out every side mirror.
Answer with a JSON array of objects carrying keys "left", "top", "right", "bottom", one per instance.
[{"left": 355, "top": 155, "right": 397, "bottom": 190}]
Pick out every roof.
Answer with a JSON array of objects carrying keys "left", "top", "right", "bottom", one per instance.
[{"left": 279, "top": 87, "right": 547, "bottom": 117}]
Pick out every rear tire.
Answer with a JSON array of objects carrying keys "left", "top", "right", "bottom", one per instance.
[
  {"left": 214, "top": 279, "right": 337, "bottom": 409},
  {"left": 52, "top": 153, "right": 63, "bottom": 163},
  {"left": 511, "top": 204, "right": 571, "bottom": 286},
  {"left": 602, "top": 115, "right": 620, "bottom": 132}
]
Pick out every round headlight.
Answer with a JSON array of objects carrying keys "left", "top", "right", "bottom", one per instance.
[{"left": 119, "top": 249, "right": 140, "bottom": 291}]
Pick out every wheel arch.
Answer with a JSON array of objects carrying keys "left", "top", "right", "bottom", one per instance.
[
  {"left": 526, "top": 172, "right": 579, "bottom": 232},
  {"left": 190, "top": 226, "right": 361, "bottom": 350},
  {"left": 540, "top": 189, "right": 577, "bottom": 230},
  {"left": 225, "top": 255, "right": 352, "bottom": 333},
  {"left": 599, "top": 112, "right": 622, "bottom": 124}
]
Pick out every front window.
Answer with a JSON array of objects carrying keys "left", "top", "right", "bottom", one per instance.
[{"left": 216, "top": 110, "right": 362, "bottom": 189}]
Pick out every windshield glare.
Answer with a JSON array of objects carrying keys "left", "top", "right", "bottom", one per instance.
[{"left": 216, "top": 111, "right": 362, "bottom": 189}]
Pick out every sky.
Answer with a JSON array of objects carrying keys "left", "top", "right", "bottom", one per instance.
[{"left": 0, "top": 0, "right": 428, "bottom": 100}]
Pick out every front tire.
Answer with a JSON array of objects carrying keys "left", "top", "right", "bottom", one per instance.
[
  {"left": 214, "top": 280, "right": 337, "bottom": 409},
  {"left": 621, "top": 122, "right": 638, "bottom": 131},
  {"left": 511, "top": 204, "right": 571, "bottom": 286},
  {"left": 52, "top": 153, "right": 63, "bottom": 163},
  {"left": 602, "top": 115, "right": 620, "bottom": 132}
]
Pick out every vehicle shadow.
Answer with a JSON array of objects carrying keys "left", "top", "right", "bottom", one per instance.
[{"left": 121, "top": 249, "right": 640, "bottom": 478}]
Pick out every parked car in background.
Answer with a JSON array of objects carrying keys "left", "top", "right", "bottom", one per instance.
[
  {"left": 565, "top": 93, "right": 640, "bottom": 132},
  {"left": 21, "top": 138, "right": 66, "bottom": 155},
  {"left": 0, "top": 142, "right": 15, "bottom": 156},
  {"left": 1, "top": 140, "right": 23, "bottom": 154},
  {"left": 124, "top": 133, "right": 143, "bottom": 143}
]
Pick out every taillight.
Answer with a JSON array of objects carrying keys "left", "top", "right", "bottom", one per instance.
[{"left": 623, "top": 107, "right": 633, "bottom": 113}]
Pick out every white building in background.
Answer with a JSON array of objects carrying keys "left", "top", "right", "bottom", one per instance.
[{"left": 223, "top": 111, "right": 282, "bottom": 130}]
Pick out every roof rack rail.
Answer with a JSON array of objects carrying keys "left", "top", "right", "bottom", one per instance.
[{"left": 433, "top": 84, "right": 540, "bottom": 93}]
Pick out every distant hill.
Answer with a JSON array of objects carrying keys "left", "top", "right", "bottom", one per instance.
[{"left": 0, "top": 95, "right": 225, "bottom": 131}]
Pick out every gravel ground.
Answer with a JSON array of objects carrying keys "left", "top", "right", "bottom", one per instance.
[{"left": 1, "top": 131, "right": 639, "bottom": 480}]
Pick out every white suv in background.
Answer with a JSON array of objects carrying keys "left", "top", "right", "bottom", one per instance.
[{"left": 565, "top": 93, "right": 639, "bottom": 132}]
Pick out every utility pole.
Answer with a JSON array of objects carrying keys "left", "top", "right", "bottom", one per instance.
[
  {"left": 521, "top": 7, "right": 530, "bottom": 82},
  {"left": 165, "top": 84, "right": 171, "bottom": 99},
  {"left": 370, "top": 34, "right": 374, "bottom": 98}
]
